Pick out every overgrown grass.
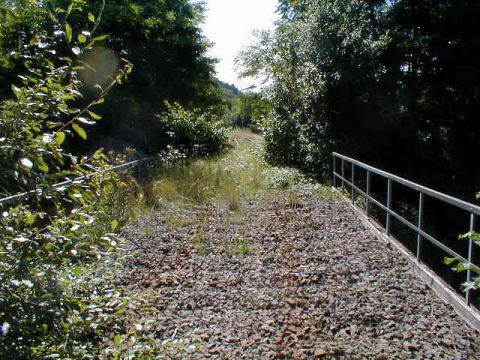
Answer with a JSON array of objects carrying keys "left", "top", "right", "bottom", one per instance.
[
  {"left": 135, "top": 129, "right": 337, "bottom": 217},
  {"left": 233, "top": 237, "right": 252, "bottom": 256}
]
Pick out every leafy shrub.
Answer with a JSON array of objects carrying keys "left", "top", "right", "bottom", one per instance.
[
  {"left": 445, "top": 193, "right": 480, "bottom": 294},
  {"left": 151, "top": 102, "right": 229, "bottom": 158},
  {"left": 0, "top": 5, "right": 150, "bottom": 358}
]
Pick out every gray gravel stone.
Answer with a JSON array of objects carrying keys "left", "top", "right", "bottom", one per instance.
[{"left": 120, "top": 188, "right": 480, "bottom": 359}]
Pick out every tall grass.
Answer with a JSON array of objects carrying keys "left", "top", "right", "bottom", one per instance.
[
  {"left": 135, "top": 129, "right": 336, "bottom": 220},
  {"left": 139, "top": 131, "right": 265, "bottom": 211}
]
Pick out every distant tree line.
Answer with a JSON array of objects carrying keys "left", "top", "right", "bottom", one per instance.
[
  {"left": 219, "top": 82, "right": 271, "bottom": 132},
  {"left": 239, "top": 0, "right": 480, "bottom": 201}
]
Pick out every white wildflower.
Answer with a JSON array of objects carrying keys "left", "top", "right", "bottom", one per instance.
[
  {"left": 1, "top": 322, "right": 10, "bottom": 336},
  {"left": 19, "top": 158, "right": 33, "bottom": 170}
]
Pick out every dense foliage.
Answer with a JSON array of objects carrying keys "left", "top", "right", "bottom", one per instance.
[
  {"left": 0, "top": 0, "right": 227, "bottom": 155},
  {"left": 154, "top": 102, "right": 229, "bottom": 158},
  {"left": 0, "top": 1, "right": 225, "bottom": 357},
  {"left": 0, "top": 5, "right": 138, "bottom": 357},
  {"left": 220, "top": 83, "right": 271, "bottom": 131},
  {"left": 239, "top": 0, "right": 480, "bottom": 199}
]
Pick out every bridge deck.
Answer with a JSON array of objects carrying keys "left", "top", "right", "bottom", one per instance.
[{"left": 122, "top": 186, "right": 479, "bottom": 359}]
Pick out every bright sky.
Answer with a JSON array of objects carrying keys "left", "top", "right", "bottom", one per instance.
[{"left": 201, "top": 0, "right": 279, "bottom": 90}]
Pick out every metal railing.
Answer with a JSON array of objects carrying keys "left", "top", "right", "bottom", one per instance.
[
  {"left": 0, "top": 157, "right": 154, "bottom": 207},
  {"left": 332, "top": 152, "right": 480, "bottom": 306}
]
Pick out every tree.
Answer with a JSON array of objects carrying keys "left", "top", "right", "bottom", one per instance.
[
  {"left": 0, "top": 0, "right": 225, "bottom": 155},
  {"left": 239, "top": 0, "right": 480, "bottom": 197},
  {"left": 233, "top": 93, "right": 271, "bottom": 130}
]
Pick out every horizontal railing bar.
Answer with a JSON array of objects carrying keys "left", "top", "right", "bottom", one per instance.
[
  {"left": 0, "top": 157, "right": 153, "bottom": 206},
  {"left": 337, "top": 173, "right": 421, "bottom": 232},
  {"left": 333, "top": 152, "right": 480, "bottom": 216},
  {"left": 334, "top": 172, "right": 479, "bottom": 271}
]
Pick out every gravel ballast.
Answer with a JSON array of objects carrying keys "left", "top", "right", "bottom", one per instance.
[
  {"left": 120, "top": 131, "right": 480, "bottom": 359},
  {"left": 121, "top": 186, "right": 479, "bottom": 359}
]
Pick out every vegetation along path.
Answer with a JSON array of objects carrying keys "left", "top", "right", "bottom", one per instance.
[{"left": 120, "top": 132, "right": 479, "bottom": 359}]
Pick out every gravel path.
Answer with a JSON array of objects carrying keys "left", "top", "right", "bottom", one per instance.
[{"left": 121, "top": 185, "right": 479, "bottom": 359}]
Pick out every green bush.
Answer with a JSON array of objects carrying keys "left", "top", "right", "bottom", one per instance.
[
  {"left": 151, "top": 102, "right": 229, "bottom": 158},
  {"left": 0, "top": 5, "right": 149, "bottom": 358}
]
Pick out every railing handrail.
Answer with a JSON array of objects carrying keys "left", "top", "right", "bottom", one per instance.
[
  {"left": 0, "top": 157, "right": 152, "bottom": 207},
  {"left": 332, "top": 152, "right": 478, "bottom": 306},
  {"left": 333, "top": 152, "right": 480, "bottom": 216}
]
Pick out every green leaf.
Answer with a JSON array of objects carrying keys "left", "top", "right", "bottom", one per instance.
[
  {"left": 55, "top": 132, "right": 66, "bottom": 145},
  {"left": 444, "top": 257, "right": 458, "bottom": 266},
  {"left": 73, "top": 266, "right": 82, "bottom": 277},
  {"left": 11, "top": 85, "right": 21, "bottom": 98},
  {"left": 457, "top": 262, "right": 471, "bottom": 272},
  {"left": 95, "top": 97, "right": 105, "bottom": 104},
  {"left": 37, "top": 157, "right": 49, "bottom": 173},
  {"left": 459, "top": 231, "right": 480, "bottom": 241},
  {"left": 60, "top": 56, "right": 73, "bottom": 63},
  {"left": 88, "top": 12, "right": 95, "bottom": 23},
  {"left": 78, "top": 34, "right": 87, "bottom": 43},
  {"left": 87, "top": 110, "right": 102, "bottom": 120},
  {"left": 92, "top": 149, "right": 104, "bottom": 159},
  {"left": 47, "top": 11, "right": 58, "bottom": 22},
  {"left": 77, "top": 117, "right": 95, "bottom": 125},
  {"left": 72, "top": 123, "right": 87, "bottom": 140},
  {"left": 91, "top": 35, "right": 108, "bottom": 43},
  {"left": 111, "top": 220, "right": 119, "bottom": 231},
  {"left": 26, "top": 214, "right": 36, "bottom": 225},
  {"left": 65, "top": 23, "right": 73, "bottom": 43},
  {"left": 115, "top": 308, "right": 126, "bottom": 316},
  {"left": 114, "top": 334, "right": 123, "bottom": 346}
]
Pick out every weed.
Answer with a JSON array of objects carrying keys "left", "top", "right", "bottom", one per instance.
[
  {"left": 263, "top": 167, "right": 306, "bottom": 189},
  {"left": 354, "top": 194, "right": 368, "bottom": 210},
  {"left": 222, "top": 180, "right": 241, "bottom": 211},
  {"left": 192, "top": 229, "right": 206, "bottom": 243},
  {"left": 165, "top": 214, "right": 183, "bottom": 228},
  {"left": 227, "top": 237, "right": 252, "bottom": 256},
  {"left": 143, "top": 222, "right": 155, "bottom": 237},
  {"left": 226, "top": 215, "right": 245, "bottom": 225},
  {"left": 195, "top": 242, "right": 211, "bottom": 255},
  {"left": 192, "top": 229, "right": 210, "bottom": 255},
  {"left": 236, "top": 238, "right": 252, "bottom": 255},
  {"left": 286, "top": 190, "right": 302, "bottom": 209},
  {"left": 151, "top": 179, "right": 179, "bottom": 203},
  {"left": 318, "top": 185, "right": 339, "bottom": 200}
]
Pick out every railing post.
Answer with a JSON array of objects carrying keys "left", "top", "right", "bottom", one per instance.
[
  {"left": 333, "top": 155, "right": 337, "bottom": 187},
  {"left": 466, "top": 213, "right": 476, "bottom": 306},
  {"left": 351, "top": 163, "right": 355, "bottom": 204},
  {"left": 341, "top": 158, "right": 345, "bottom": 190},
  {"left": 366, "top": 171, "right": 371, "bottom": 217},
  {"left": 416, "top": 192, "right": 424, "bottom": 261},
  {"left": 386, "top": 178, "right": 392, "bottom": 235}
]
